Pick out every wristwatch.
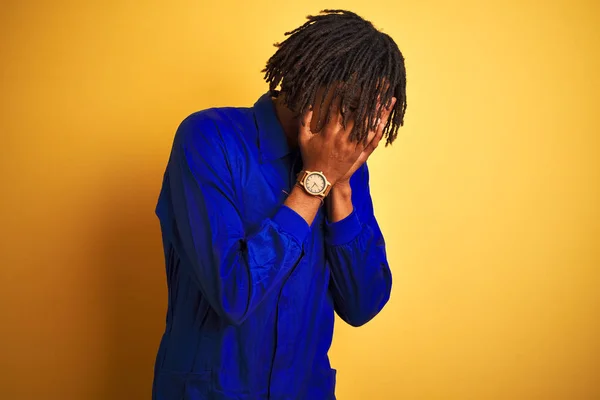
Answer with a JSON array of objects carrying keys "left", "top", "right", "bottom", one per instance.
[{"left": 295, "top": 170, "right": 333, "bottom": 201}]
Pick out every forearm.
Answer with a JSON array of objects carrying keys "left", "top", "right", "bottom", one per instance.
[
  {"left": 325, "top": 214, "right": 391, "bottom": 326},
  {"left": 284, "top": 185, "right": 323, "bottom": 225},
  {"left": 325, "top": 218, "right": 392, "bottom": 326},
  {"left": 328, "top": 243, "right": 392, "bottom": 326},
  {"left": 324, "top": 171, "right": 392, "bottom": 326}
]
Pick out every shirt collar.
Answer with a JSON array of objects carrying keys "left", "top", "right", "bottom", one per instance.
[{"left": 253, "top": 92, "right": 291, "bottom": 162}]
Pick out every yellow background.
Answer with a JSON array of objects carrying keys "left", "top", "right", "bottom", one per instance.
[{"left": 1, "top": 1, "right": 598, "bottom": 399}]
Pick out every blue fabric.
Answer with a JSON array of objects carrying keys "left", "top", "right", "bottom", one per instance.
[{"left": 152, "top": 92, "right": 392, "bottom": 400}]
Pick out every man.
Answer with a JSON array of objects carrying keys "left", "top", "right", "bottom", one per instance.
[{"left": 152, "top": 9, "right": 407, "bottom": 400}]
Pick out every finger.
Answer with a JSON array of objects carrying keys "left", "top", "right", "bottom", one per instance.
[
  {"left": 380, "top": 97, "right": 396, "bottom": 121},
  {"left": 386, "top": 97, "right": 397, "bottom": 118},
  {"left": 372, "top": 122, "right": 385, "bottom": 148},
  {"left": 370, "top": 96, "right": 396, "bottom": 133},
  {"left": 363, "top": 123, "right": 385, "bottom": 157},
  {"left": 326, "top": 107, "right": 344, "bottom": 136},
  {"left": 299, "top": 106, "right": 314, "bottom": 138},
  {"left": 356, "top": 96, "right": 396, "bottom": 151},
  {"left": 364, "top": 108, "right": 388, "bottom": 149},
  {"left": 364, "top": 100, "right": 389, "bottom": 146},
  {"left": 372, "top": 97, "right": 396, "bottom": 138},
  {"left": 364, "top": 119, "right": 378, "bottom": 145},
  {"left": 327, "top": 110, "right": 352, "bottom": 148},
  {"left": 356, "top": 132, "right": 383, "bottom": 165}
]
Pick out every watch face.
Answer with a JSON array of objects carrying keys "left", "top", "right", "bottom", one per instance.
[{"left": 305, "top": 172, "right": 326, "bottom": 194}]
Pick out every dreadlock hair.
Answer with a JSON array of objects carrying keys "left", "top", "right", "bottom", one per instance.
[{"left": 262, "top": 9, "right": 407, "bottom": 146}]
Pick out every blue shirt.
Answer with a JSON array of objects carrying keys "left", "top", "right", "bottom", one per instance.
[{"left": 152, "top": 92, "right": 392, "bottom": 400}]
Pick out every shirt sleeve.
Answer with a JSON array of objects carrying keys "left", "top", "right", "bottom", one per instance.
[
  {"left": 325, "top": 163, "right": 393, "bottom": 327},
  {"left": 162, "top": 112, "right": 309, "bottom": 326}
]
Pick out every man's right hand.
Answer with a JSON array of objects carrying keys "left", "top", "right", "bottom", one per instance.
[{"left": 297, "top": 106, "right": 365, "bottom": 186}]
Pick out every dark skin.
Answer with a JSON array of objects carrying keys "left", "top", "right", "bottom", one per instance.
[{"left": 272, "top": 86, "right": 396, "bottom": 226}]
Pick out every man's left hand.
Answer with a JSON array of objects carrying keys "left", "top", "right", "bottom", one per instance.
[{"left": 335, "top": 97, "right": 396, "bottom": 188}]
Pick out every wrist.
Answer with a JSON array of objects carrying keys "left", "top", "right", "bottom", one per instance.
[
  {"left": 291, "top": 184, "right": 323, "bottom": 206},
  {"left": 326, "top": 182, "right": 353, "bottom": 223},
  {"left": 332, "top": 181, "right": 352, "bottom": 196}
]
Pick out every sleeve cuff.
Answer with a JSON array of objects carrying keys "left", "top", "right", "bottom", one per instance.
[
  {"left": 272, "top": 205, "right": 310, "bottom": 245},
  {"left": 325, "top": 208, "right": 363, "bottom": 246}
]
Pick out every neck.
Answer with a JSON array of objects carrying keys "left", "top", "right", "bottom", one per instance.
[{"left": 272, "top": 93, "right": 300, "bottom": 151}]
